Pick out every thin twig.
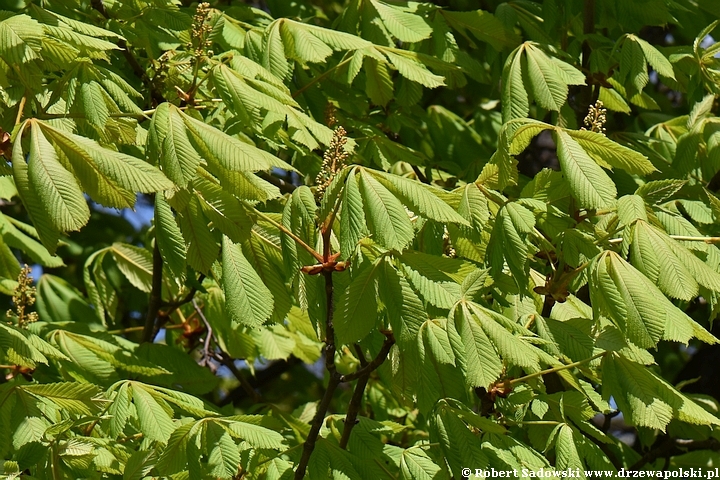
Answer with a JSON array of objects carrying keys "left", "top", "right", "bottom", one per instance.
[
  {"left": 339, "top": 333, "right": 395, "bottom": 383},
  {"left": 215, "top": 352, "right": 261, "bottom": 403},
  {"left": 192, "top": 299, "right": 214, "bottom": 369},
  {"left": 160, "top": 274, "right": 205, "bottom": 317},
  {"left": 292, "top": 57, "right": 353, "bottom": 99},
  {"left": 608, "top": 235, "right": 720, "bottom": 244},
  {"left": 508, "top": 351, "right": 606, "bottom": 387},
  {"left": 249, "top": 206, "right": 324, "bottom": 263},
  {"left": 15, "top": 94, "right": 26, "bottom": 126}
]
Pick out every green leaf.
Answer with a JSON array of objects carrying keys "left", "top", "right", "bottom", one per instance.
[
  {"left": 194, "top": 174, "right": 253, "bottom": 244},
  {"left": 222, "top": 235, "right": 273, "bottom": 327},
  {"left": 448, "top": 304, "right": 502, "bottom": 388},
  {"left": 359, "top": 169, "right": 415, "bottom": 251},
  {"left": 339, "top": 168, "right": 366, "bottom": 258},
  {"left": 564, "top": 129, "right": 656, "bottom": 175},
  {"left": 524, "top": 44, "right": 571, "bottom": 112},
  {"left": 27, "top": 122, "right": 89, "bottom": 232},
  {"left": 400, "top": 449, "right": 444, "bottom": 480},
  {"left": 335, "top": 257, "right": 383, "bottom": 345},
  {"left": 44, "top": 124, "right": 172, "bottom": 193},
  {"left": 221, "top": 416, "right": 285, "bottom": 449},
  {"left": 0, "top": 14, "right": 42, "bottom": 64},
  {"left": 370, "top": 0, "right": 432, "bottom": 43},
  {"left": 154, "top": 193, "right": 186, "bottom": 279},
  {"left": 130, "top": 383, "right": 176, "bottom": 443},
  {"left": 430, "top": 399, "right": 488, "bottom": 478},
  {"left": 603, "top": 354, "right": 720, "bottom": 431},
  {"left": 280, "top": 19, "right": 333, "bottom": 64},
  {"left": 502, "top": 46, "right": 529, "bottom": 122},
  {"left": 384, "top": 50, "right": 445, "bottom": 88},
  {"left": 12, "top": 123, "right": 61, "bottom": 252},
  {"left": 205, "top": 422, "right": 240, "bottom": 479},
  {"left": 177, "top": 197, "right": 218, "bottom": 274},
  {"left": 440, "top": 9, "right": 519, "bottom": 51},
  {"left": 632, "top": 35, "right": 675, "bottom": 80},
  {"left": 631, "top": 221, "right": 698, "bottom": 301},
  {"left": 364, "top": 57, "right": 394, "bottom": 107},
  {"left": 554, "top": 129, "right": 616, "bottom": 209},
  {"left": 147, "top": 103, "right": 201, "bottom": 186},
  {"left": 555, "top": 425, "right": 584, "bottom": 473},
  {"left": 111, "top": 243, "right": 153, "bottom": 293},
  {"left": 367, "top": 170, "right": 469, "bottom": 225},
  {"left": 635, "top": 180, "right": 686, "bottom": 204}
]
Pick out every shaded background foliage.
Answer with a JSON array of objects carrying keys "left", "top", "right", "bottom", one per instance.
[{"left": 0, "top": 0, "right": 720, "bottom": 478}]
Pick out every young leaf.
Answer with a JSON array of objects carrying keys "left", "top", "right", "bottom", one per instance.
[
  {"left": 554, "top": 130, "right": 616, "bottom": 209},
  {"left": 221, "top": 235, "right": 273, "bottom": 328},
  {"left": 358, "top": 169, "right": 415, "bottom": 251}
]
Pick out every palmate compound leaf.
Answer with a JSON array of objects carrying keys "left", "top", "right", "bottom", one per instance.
[
  {"left": 502, "top": 43, "right": 585, "bottom": 122},
  {"left": 603, "top": 353, "right": 720, "bottom": 431},
  {"left": 631, "top": 221, "right": 720, "bottom": 300},
  {"left": 221, "top": 235, "right": 273, "bottom": 328},
  {"left": 429, "top": 399, "right": 489, "bottom": 478},
  {"left": 366, "top": 169, "right": 469, "bottom": 226},
  {"left": 589, "top": 251, "right": 717, "bottom": 349}
]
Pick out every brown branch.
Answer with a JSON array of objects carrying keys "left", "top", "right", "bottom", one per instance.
[
  {"left": 339, "top": 375, "right": 369, "bottom": 450},
  {"left": 339, "top": 333, "right": 395, "bottom": 383},
  {"left": 258, "top": 171, "right": 297, "bottom": 194},
  {"left": 338, "top": 333, "right": 395, "bottom": 449},
  {"left": 219, "top": 356, "right": 302, "bottom": 406},
  {"left": 294, "top": 269, "right": 339, "bottom": 479},
  {"left": 215, "top": 352, "right": 261, "bottom": 403},
  {"left": 630, "top": 437, "right": 720, "bottom": 470},
  {"left": 141, "top": 242, "right": 164, "bottom": 343},
  {"left": 160, "top": 274, "right": 205, "bottom": 317}
]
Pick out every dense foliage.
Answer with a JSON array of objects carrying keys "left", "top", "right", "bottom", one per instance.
[{"left": 1, "top": 0, "right": 720, "bottom": 478}]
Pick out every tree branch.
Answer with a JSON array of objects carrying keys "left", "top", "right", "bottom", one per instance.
[
  {"left": 294, "top": 269, "right": 340, "bottom": 479},
  {"left": 339, "top": 333, "right": 395, "bottom": 449},
  {"left": 630, "top": 437, "right": 720, "bottom": 470},
  {"left": 141, "top": 242, "right": 164, "bottom": 343},
  {"left": 215, "top": 352, "right": 261, "bottom": 403},
  {"left": 219, "top": 356, "right": 302, "bottom": 406},
  {"left": 339, "top": 333, "right": 395, "bottom": 383}
]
